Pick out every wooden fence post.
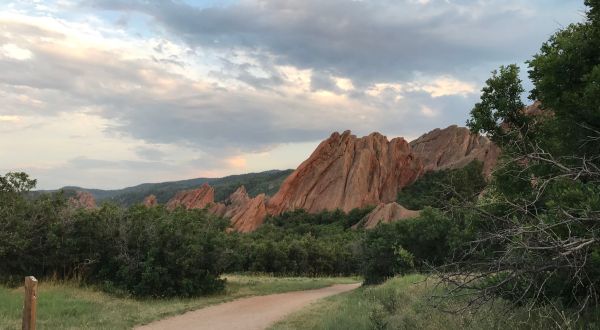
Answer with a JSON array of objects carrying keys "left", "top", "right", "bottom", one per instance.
[{"left": 22, "top": 276, "right": 38, "bottom": 330}]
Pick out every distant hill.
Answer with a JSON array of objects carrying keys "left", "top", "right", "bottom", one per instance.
[{"left": 39, "top": 169, "right": 293, "bottom": 206}]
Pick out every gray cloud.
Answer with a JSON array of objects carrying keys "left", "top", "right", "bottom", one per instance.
[
  {"left": 310, "top": 71, "right": 339, "bottom": 92},
  {"left": 67, "top": 156, "right": 171, "bottom": 171},
  {"left": 85, "top": 0, "right": 582, "bottom": 84},
  {"left": 0, "top": 0, "right": 585, "bottom": 189},
  {"left": 0, "top": 21, "right": 372, "bottom": 153},
  {"left": 134, "top": 146, "right": 166, "bottom": 161},
  {"left": 27, "top": 157, "right": 182, "bottom": 188}
]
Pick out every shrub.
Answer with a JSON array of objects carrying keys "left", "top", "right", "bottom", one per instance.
[
  {"left": 92, "top": 206, "right": 229, "bottom": 297},
  {"left": 397, "top": 160, "right": 486, "bottom": 209},
  {"left": 226, "top": 208, "right": 367, "bottom": 276},
  {"left": 360, "top": 208, "right": 474, "bottom": 284},
  {"left": 0, "top": 172, "right": 229, "bottom": 297}
]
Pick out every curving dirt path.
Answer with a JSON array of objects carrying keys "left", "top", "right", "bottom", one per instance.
[{"left": 135, "top": 283, "right": 360, "bottom": 330}]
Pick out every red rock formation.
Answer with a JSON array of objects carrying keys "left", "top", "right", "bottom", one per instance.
[
  {"left": 353, "top": 202, "right": 420, "bottom": 229},
  {"left": 143, "top": 194, "right": 158, "bottom": 207},
  {"left": 268, "top": 131, "right": 423, "bottom": 214},
  {"left": 165, "top": 126, "right": 503, "bottom": 232},
  {"left": 524, "top": 101, "right": 545, "bottom": 116},
  {"left": 166, "top": 183, "right": 214, "bottom": 210},
  {"left": 216, "top": 186, "right": 268, "bottom": 233},
  {"left": 230, "top": 193, "right": 267, "bottom": 232},
  {"left": 409, "top": 125, "right": 500, "bottom": 177},
  {"left": 68, "top": 191, "right": 97, "bottom": 209},
  {"left": 209, "top": 202, "right": 227, "bottom": 217}
]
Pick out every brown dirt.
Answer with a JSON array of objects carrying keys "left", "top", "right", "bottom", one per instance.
[{"left": 135, "top": 283, "right": 361, "bottom": 330}]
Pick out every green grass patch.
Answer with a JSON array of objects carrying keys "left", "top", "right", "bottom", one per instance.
[
  {"left": 0, "top": 274, "right": 358, "bottom": 330},
  {"left": 271, "top": 274, "right": 600, "bottom": 330}
]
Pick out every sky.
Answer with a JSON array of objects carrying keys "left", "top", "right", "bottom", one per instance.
[{"left": 0, "top": 0, "right": 585, "bottom": 189}]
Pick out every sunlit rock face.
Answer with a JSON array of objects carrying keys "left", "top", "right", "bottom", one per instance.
[
  {"left": 167, "top": 126, "right": 501, "bottom": 232},
  {"left": 166, "top": 183, "right": 214, "bottom": 210},
  {"left": 353, "top": 202, "right": 420, "bottom": 229},
  {"left": 213, "top": 186, "right": 268, "bottom": 233},
  {"left": 267, "top": 130, "right": 424, "bottom": 214},
  {"left": 410, "top": 125, "right": 500, "bottom": 177},
  {"left": 143, "top": 194, "right": 158, "bottom": 207},
  {"left": 69, "top": 191, "right": 97, "bottom": 209}
]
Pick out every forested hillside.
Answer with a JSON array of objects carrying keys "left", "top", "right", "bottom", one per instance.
[{"left": 38, "top": 169, "right": 293, "bottom": 206}]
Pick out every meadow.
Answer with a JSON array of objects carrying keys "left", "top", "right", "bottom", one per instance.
[
  {"left": 0, "top": 274, "right": 358, "bottom": 329},
  {"left": 271, "top": 274, "right": 600, "bottom": 330}
]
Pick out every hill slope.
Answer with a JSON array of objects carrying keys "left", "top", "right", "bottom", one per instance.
[{"left": 46, "top": 169, "right": 293, "bottom": 206}]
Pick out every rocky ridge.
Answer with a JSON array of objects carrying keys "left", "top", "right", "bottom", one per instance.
[
  {"left": 164, "top": 184, "right": 268, "bottom": 232},
  {"left": 410, "top": 125, "right": 500, "bottom": 177},
  {"left": 268, "top": 131, "right": 423, "bottom": 214},
  {"left": 211, "top": 186, "right": 268, "bottom": 233},
  {"left": 143, "top": 194, "right": 158, "bottom": 207},
  {"left": 164, "top": 126, "right": 500, "bottom": 231},
  {"left": 353, "top": 202, "right": 420, "bottom": 229},
  {"left": 68, "top": 191, "right": 97, "bottom": 209},
  {"left": 166, "top": 183, "right": 214, "bottom": 210}
]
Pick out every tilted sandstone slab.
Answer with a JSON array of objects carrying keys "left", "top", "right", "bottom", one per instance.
[
  {"left": 166, "top": 183, "right": 214, "bottom": 210},
  {"left": 268, "top": 131, "right": 423, "bottom": 214},
  {"left": 143, "top": 194, "right": 158, "bottom": 207},
  {"left": 353, "top": 202, "right": 420, "bottom": 229},
  {"left": 166, "top": 184, "right": 267, "bottom": 232},
  {"left": 410, "top": 125, "right": 500, "bottom": 177},
  {"left": 68, "top": 191, "right": 97, "bottom": 209},
  {"left": 209, "top": 202, "right": 227, "bottom": 217},
  {"left": 211, "top": 186, "right": 268, "bottom": 233},
  {"left": 228, "top": 192, "right": 268, "bottom": 233}
]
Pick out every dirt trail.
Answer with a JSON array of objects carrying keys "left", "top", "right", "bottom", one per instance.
[{"left": 135, "top": 283, "right": 360, "bottom": 330}]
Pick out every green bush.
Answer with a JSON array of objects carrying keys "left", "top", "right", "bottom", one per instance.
[
  {"left": 0, "top": 172, "right": 229, "bottom": 297},
  {"left": 397, "top": 160, "right": 486, "bottom": 209},
  {"left": 226, "top": 209, "right": 368, "bottom": 276},
  {"left": 360, "top": 208, "right": 474, "bottom": 284},
  {"left": 460, "top": 0, "right": 600, "bottom": 313},
  {"left": 91, "top": 205, "right": 229, "bottom": 297}
]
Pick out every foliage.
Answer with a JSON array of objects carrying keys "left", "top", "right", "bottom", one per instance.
[
  {"left": 360, "top": 208, "right": 473, "bottom": 284},
  {"left": 449, "top": 0, "right": 600, "bottom": 316},
  {"left": 271, "top": 274, "right": 600, "bottom": 330},
  {"left": 89, "top": 205, "right": 229, "bottom": 297},
  {"left": 0, "top": 172, "right": 37, "bottom": 195},
  {"left": 396, "top": 161, "right": 487, "bottom": 209},
  {"left": 528, "top": 1, "right": 600, "bottom": 158},
  {"left": 225, "top": 209, "right": 370, "bottom": 276},
  {"left": 467, "top": 64, "right": 528, "bottom": 147},
  {"left": 0, "top": 172, "right": 229, "bottom": 297}
]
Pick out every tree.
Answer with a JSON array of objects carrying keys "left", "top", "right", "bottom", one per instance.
[
  {"left": 467, "top": 64, "right": 528, "bottom": 148},
  {"left": 441, "top": 1, "right": 600, "bottom": 318},
  {"left": 0, "top": 172, "right": 36, "bottom": 195},
  {"left": 397, "top": 161, "right": 486, "bottom": 209}
]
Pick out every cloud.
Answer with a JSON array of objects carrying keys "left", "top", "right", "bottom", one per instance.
[
  {"left": 85, "top": 0, "right": 581, "bottom": 84},
  {"left": 0, "top": 15, "right": 387, "bottom": 153},
  {"left": 134, "top": 146, "right": 166, "bottom": 161},
  {"left": 0, "top": 115, "right": 21, "bottom": 122},
  {"left": 0, "top": 0, "right": 584, "bottom": 188},
  {"left": 0, "top": 43, "right": 33, "bottom": 60}
]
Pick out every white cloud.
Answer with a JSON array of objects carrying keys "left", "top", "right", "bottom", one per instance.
[
  {"left": 420, "top": 76, "right": 477, "bottom": 98},
  {"left": 0, "top": 0, "right": 583, "bottom": 188},
  {"left": 420, "top": 105, "right": 437, "bottom": 118},
  {"left": 365, "top": 76, "right": 476, "bottom": 99},
  {"left": 0, "top": 115, "right": 21, "bottom": 122},
  {"left": 0, "top": 43, "right": 33, "bottom": 60}
]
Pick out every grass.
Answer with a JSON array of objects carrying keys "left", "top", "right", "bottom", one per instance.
[
  {"left": 0, "top": 274, "right": 359, "bottom": 330},
  {"left": 271, "top": 274, "right": 600, "bottom": 330}
]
